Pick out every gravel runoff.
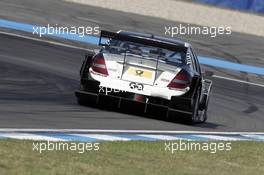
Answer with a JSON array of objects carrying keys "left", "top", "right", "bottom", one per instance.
[{"left": 64, "top": 0, "right": 264, "bottom": 37}]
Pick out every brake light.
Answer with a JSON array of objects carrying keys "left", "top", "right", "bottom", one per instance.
[
  {"left": 91, "top": 54, "right": 108, "bottom": 76},
  {"left": 167, "top": 70, "right": 191, "bottom": 89}
]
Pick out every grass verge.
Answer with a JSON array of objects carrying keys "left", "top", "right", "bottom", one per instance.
[{"left": 0, "top": 140, "right": 263, "bottom": 175}]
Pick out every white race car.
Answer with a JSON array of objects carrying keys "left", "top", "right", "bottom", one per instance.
[{"left": 75, "top": 30, "right": 212, "bottom": 124}]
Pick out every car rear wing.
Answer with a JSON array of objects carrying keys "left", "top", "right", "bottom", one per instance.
[{"left": 99, "top": 30, "right": 187, "bottom": 53}]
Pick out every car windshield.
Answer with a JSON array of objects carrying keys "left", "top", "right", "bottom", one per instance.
[{"left": 103, "top": 39, "right": 187, "bottom": 65}]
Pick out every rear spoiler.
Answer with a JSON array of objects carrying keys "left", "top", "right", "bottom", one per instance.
[{"left": 99, "top": 30, "right": 187, "bottom": 52}]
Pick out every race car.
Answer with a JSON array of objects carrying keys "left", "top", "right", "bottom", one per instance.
[{"left": 75, "top": 30, "right": 212, "bottom": 124}]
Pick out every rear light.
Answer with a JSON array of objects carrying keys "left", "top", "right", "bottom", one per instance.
[
  {"left": 91, "top": 54, "right": 108, "bottom": 76},
  {"left": 167, "top": 70, "right": 191, "bottom": 89}
]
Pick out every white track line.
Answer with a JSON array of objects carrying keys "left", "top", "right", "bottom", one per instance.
[
  {"left": 0, "top": 133, "right": 66, "bottom": 141},
  {"left": 0, "top": 129, "right": 263, "bottom": 135},
  {"left": 0, "top": 31, "right": 92, "bottom": 51},
  {"left": 212, "top": 74, "right": 264, "bottom": 88},
  {"left": 242, "top": 134, "right": 264, "bottom": 140},
  {"left": 73, "top": 134, "right": 130, "bottom": 141},
  {"left": 194, "top": 135, "right": 246, "bottom": 141},
  {"left": 138, "top": 134, "right": 181, "bottom": 140}
]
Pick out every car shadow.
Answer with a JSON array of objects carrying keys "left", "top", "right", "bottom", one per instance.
[{"left": 79, "top": 97, "right": 222, "bottom": 129}]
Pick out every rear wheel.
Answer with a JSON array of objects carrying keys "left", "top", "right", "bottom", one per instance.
[
  {"left": 198, "top": 94, "right": 210, "bottom": 123},
  {"left": 166, "top": 87, "right": 201, "bottom": 124},
  {"left": 189, "top": 90, "right": 200, "bottom": 124},
  {"left": 186, "top": 86, "right": 202, "bottom": 124},
  {"left": 200, "top": 110, "right": 207, "bottom": 123}
]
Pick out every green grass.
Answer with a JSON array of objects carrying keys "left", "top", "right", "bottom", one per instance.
[{"left": 0, "top": 140, "right": 263, "bottom": 175}]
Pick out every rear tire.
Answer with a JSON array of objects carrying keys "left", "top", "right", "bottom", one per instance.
[
  {"left": 198, "top": 96, "right": 209, "bottom": 123},
  {"left": 198, "top": 88, "right": 211, "bottom": 123},
  {"left": 187, "top": 87, "right": 201, "bottom": 124},
  {"left": 201, "top": 110, "right": 207, "bottom": 123}
]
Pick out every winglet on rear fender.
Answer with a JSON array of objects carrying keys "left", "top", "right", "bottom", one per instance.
[
  {"left": 200, "top": 79, "right": 212, "bottom": 110},
  {"left": 203, "top": 79, "right": 213, "bottom": 95}
]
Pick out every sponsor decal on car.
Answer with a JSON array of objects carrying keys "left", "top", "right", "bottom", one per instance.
[{"left": 127, "top": 67, "right": 153, "bottom": 79}]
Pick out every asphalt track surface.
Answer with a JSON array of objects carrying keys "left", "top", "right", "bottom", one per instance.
[{"left": 0, "top": 0, "right": 264, "bottom": 131}]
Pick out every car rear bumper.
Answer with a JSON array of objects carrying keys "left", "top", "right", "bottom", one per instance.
[{"left": 90, "top": 70, "right": 188, "bottom": 100}]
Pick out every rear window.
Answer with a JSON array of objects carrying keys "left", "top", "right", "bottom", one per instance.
[{"left": 103, "top": 40, "right": 187, "bottom": 65}]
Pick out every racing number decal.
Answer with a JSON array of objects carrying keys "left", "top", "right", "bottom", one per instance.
[{"left": 129, "top": 82, "right": 144, "bottom": 91}]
